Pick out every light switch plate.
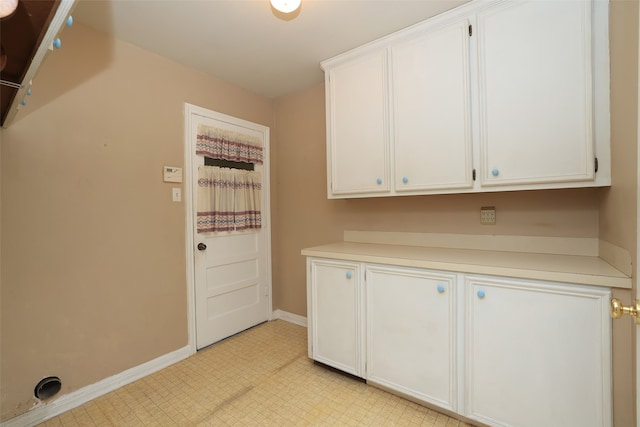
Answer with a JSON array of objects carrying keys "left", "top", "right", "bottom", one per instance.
[
  {"left": 172, "top": 188, "right": 181, "bottom": 202},
  {"left": 163, "top": 166, "right": 183, "bottom": 183}
]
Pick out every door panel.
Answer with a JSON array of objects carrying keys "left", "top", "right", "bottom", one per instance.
[
  {"left": 328, "top": 50, "right": 390, "bottom": 196},
  {"left": 392, "top": 19, "right": 473, "bottom": 191},
  {"left": 465, "top": 276, "right": 611, "bottom": 427},
  {"left": 187, "top": 106, "right": 271, "bottom": 350},
  {"left": 366, "top": 266, "right": 456, "bottom": 410},
  {"left": 309, "top": 259, "right": 363, "bottom": 376},
  {"left": 477, "top": 1, "right": 593, "bottom": 186}
]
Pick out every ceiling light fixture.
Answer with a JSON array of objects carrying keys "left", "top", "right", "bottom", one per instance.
[
  {"left": 0, "top": 0, "right": 19, "bottom": 19},
  {"left": 270, "top": 0, "right": 301, "bottom": 14}
]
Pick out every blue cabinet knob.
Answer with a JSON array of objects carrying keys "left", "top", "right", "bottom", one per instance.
[
  {"left": 402, "top": 177, "right": 408, "bottom": 184},
  {"left": 376, "top": 178, "right": 382, "bottom": 185},
  {"left": 346, "top": 271, "right": 352, "bottom": 279},
  {"left": 477, "top": 290, "right": 486, "bottom": 299},
  {"left": 66, "top": 15, "right": 74, "bottom": 27},
  {"left": 491, "top": 168, "right": 499, "bottom": 176},
  {"left": 437, "top": 284, "right": 445, "bottom": 293},
  {"left": 53, "top": 38, "right": 62, "bottom": 49}
]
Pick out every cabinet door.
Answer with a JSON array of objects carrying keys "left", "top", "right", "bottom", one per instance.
[
  {"left": 326, "top": 50, "right": 390, "bottom": 197},
  {"left": 309, "top": 259, "right": 364, "bottom": 377},
  {"left": 477, "top": 1, "right": 595, "bottom": 187},
  {"left": 465, "top": 276, "right": 612, "bottom": 427},
  {"left": 392, "top": 20, "right": 473, "bottom": 192},
  {"left": 366, "top": 266, "right": 456, "bottom": 410}
]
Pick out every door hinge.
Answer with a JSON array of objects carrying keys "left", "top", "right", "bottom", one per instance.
[
  {"left": 472, "top": 168, "right": 476, "bottom": 181},
  {"left": 469, "top": 24, "right": 473, "bottom": 36},
  {"left": 595, "top": 157, "right": 599, "bottom": 173}
]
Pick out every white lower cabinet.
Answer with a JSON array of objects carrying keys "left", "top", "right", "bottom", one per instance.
[
  {"left": 366, "top": 265, "right": 457, "bottom": 410},
  {"left": 307, "top": 258, "right": 364, "bottom": 377},
  {"left": 306, "top": 258, "right": 612, "bottom": 427},
  {"left": 465, "top": 276, "right": 612, "bottom": 427}
]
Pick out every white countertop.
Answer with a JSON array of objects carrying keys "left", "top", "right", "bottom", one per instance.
[{"left": 301, "top": 241, "right": 632, "bottom": 289}]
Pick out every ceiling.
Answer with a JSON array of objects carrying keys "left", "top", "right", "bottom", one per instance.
[{"left": 72, "top": 0, "right": 469, "bottom": 99}]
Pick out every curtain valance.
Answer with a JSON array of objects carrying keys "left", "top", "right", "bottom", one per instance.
[{"left": 196, "top": 124, "right": 263, "bottom": 164}]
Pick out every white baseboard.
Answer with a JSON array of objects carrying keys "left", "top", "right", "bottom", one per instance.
[
  {"left": 272, "top": 309, "right": 307, "bottom": 327},
  {"left": 1, "top": 345, "right": 193, "bottom": 427},
  {"left": 4, "top": 315, "right": 305, "bottom": 427}
]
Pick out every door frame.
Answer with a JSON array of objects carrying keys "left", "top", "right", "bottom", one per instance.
[
  {"left": 183, "top": 103, "right": 273, "bottom": 353},
  {"left": 636, "top": 3, "right": 640, "bottom": 422}
]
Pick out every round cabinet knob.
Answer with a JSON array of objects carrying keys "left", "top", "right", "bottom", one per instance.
[
  {"left": 491, "top": 168, "right": 499, "bottom": 177},
  {"left": 402, "top": 177, "right": 408, "bottom": 184},
  {"left": 477, "top": 290, "right": 486, "bottom": 299},
  {"left": 346, "top": 271, "right": 352, "bottom": 279},
  {"left": 376, "top": 178, "right": 382, "bottom": 185},
  {"left": 53, "top": 38, "right": 62, "bottom": 49},
  {"left": 437, "top": 284, "right": 445, "bottom": 293},
  {"left": 197, "top": 243, "right": 207, "bottom": 251},
  {"left": 66, "top": 15, "right": 74, "bottom": 27}
]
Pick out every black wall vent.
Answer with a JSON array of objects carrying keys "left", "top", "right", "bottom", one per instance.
[{"left": 34, "top": 376, "right": 62, "bottom": 400}]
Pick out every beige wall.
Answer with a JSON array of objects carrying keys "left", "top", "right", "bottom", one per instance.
[
  {"left": 600, "top": 1, "right": 640, "bottom": 425},
  {"left": 603, "top": 0, "right": 639, "bottom": 256},
  {"left": 0, "top": 24, "right": 273, "bottom": 421}
]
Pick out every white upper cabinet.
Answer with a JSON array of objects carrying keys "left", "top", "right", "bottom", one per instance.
[
  {"left": 321, "top": 0, "right": 610, "bottom": 199},
  {"left": 477, "top": 1, "right": 594, "bottom": 187},
  {"left": 392, "top": 20, "right": 474, "bottom": 192},
  {"left": 325, "top": 50, "right": 390, "bottom": 196}
]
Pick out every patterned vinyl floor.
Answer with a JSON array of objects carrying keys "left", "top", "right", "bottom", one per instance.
[{"left": 38, "top": 320, "right": 473, "bottom": 426}]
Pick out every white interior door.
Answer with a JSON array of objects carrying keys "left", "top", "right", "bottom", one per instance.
[{"left": 185, "top": 104, "right": 271, "bottom": 350}]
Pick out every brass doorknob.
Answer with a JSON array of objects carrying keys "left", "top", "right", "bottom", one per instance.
[{"left": 610, "top": 298, "right": 640, "bottom": 324}]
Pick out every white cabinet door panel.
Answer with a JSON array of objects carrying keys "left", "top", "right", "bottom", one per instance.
[
  {"left": 465, "top": 276, "right": 611, "bottom": 427},
  {"left": 309, "top": 259, "right": 364, "bottom": 377},
  {"left": 366, "top": 266, "right": 456, "bottom": 410},
  {"left": 392, "top": 20, "right": 473, "bottom": 192},
  {"left": 327, "top": 51, "right": 390, "bottom": 196},
  {"left": 477, "top": 1, "right": 594, "bottom": 186}
]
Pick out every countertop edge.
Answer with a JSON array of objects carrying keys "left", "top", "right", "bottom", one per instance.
[{"left": 301, "top": 244, "right": 632, "bottom": 290}]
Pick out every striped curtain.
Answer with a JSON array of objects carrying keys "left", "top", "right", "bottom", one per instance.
[
  {"left": 234, "top": 170, "right": 262, "bottom": 231},
  {"left": 196, "top": 124, "right": 263, "bottom": 164},
  {"left": 197, "top": 166, "right": 262, "bottom": 233}
]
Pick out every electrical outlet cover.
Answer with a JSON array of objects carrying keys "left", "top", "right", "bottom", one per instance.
[{"left": 480, "top": 206, "right": 496, "bottom": 225}]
